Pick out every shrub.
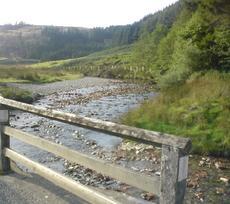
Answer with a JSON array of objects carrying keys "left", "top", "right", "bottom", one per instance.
[{"left": 0, "top": 87, "right": 34, "bottom": 103}]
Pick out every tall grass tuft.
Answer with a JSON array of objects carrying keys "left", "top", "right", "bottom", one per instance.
[
  {"left": 0, "top": 87, "right": 34, "bottom": 103},
  {"left": 0, "top": 65, "right": 82, "bottom": 83}
]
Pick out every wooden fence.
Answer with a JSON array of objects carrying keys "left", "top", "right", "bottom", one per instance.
[{"left": 0, "top": 96, "right": 191, "bottom": 204}]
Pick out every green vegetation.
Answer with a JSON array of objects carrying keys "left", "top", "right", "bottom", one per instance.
[
  {"left": 29, "top": 45, "right": 138, "bottom": 80},
  {"left": 121, "top": 0, "right": 230, "bottom": 156},
  {"left": 0, "top": 86, "right": 34, "bottom": 103},
  {"left": 28, "top": 44, "right": 159, "bottom": 81},
  {"left": 0, "top": 65, "right": 82, "bottom": 83},
  {"left": 123, "top": 72, "right": 230, "bottom": 156},
  {"left": 132, "top": 0, "right": 230, "bottom": 86}
]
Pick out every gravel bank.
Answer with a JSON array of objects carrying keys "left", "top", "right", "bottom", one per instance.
[{"left": 6, "top": 77, "right": 119, "bottom": 95}]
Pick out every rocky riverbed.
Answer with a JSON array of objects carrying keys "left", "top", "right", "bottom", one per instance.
[
  {"left": 9, "top": 77, "right": 160, "bottom": 203},
  {"left": 8, "top": 77, "right": 230, "bottom": 204}
]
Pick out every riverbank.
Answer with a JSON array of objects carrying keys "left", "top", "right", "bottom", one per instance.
[
  {"left": 3, "top": 77, "right": 229, "bottom": 203},
  {"left": 0, "top": 86, "right": 35, "bottom": 103},
  {"left": 122, "top": 72, "right": 230, "bottom": 157}
]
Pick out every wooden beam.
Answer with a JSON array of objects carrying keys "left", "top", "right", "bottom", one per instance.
[
  {"left": 0, "top": 105, "right": 10, "bottom": 174},
  {"left": 4, "top": 148, "right": 120, "bottom": 204},
  {"left": 4, "top": 126, "right": 160, "bottom": 195},
  {"left": 0, "top": 96, "right": 191, "bottom": 152},
  {"left": 160, "top": 145, "right": 188, "bottom": 204}
]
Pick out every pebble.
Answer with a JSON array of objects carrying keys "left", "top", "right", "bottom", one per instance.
[
  {"left": 141, "top": 192, "right": 155, "bottom": 201},
  {"left": 215, "top": 161, "right": 228, "bottom": 170},
  {"left": 220, "top": 177, "right": 229, "bottom": 185},
  {"left": 194, "top": 192, "right": 204, "bottom": 202},
  {"left": 31, "top": 124, "right": 40, "bottom": 128},
  {"left": 155, "top": 171, "right": 161, "bottom": 176},
  {"left": 68, "top": 166, "right": 74, "bottom": 171},
  {"left": 216, "top": 187, "right": 224, "bottom": 195},
  {"left": 131, "top": 166, "right": 139, "bottom": 171},
  {"left": 91, "top": 145, "right": 97, "bottom": 149},
  {"left": 199, "top": 160, "right": 205, "bottom": 166}
]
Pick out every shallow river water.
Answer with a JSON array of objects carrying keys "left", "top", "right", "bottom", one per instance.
[{"left": 10, "top": 82, "right": 155, "bottom": 173}]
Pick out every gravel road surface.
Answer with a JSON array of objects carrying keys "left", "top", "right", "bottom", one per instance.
[{"left": 0, "top": 172, "right": 88, "bottom": 204}]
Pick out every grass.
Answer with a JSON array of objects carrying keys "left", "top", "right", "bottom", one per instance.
[
  {"left": 29, "top": 58, "right": 75, "bottom": 69},
  {"left": 0, "top": 65, "right": 82, "bottom": 84},
  {"left": 0, "top": 86, "right": 34, "bottom": 103},
  {"left": 0, "top": 45, "right": 135, "bottom": 83},
  {"left": 122, "top": 71, "right": 230, "bottom": 156},
  {"left": 27, "top": 45, "right": 153, "bottom": 81},
  {"left": 9, "top": 45, "right": 156, "bottom": 83},
  {"left": 29, "top": 45, "right": 132, "bottom": 68}
]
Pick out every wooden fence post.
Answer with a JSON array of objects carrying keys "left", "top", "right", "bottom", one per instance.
[
  {"left": 160, "top": 145, "right": 188, "bottom": 204},
  {"left": 0, "top": 104, "right": 10, "bottom": 174}
]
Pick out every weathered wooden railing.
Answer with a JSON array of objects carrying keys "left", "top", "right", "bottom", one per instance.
[{"left": 0, "top": 96, "right": 191, "bottom": 204}]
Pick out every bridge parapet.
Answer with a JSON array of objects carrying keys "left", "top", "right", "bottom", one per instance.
[{"left": 0, "top": 96, "right": 191, "bottom": 204}]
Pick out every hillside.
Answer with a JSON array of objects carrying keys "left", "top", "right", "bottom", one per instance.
[
  {"left": 123, "top": 0, "right": 230, "bottom": 156},
  {"left": 132, "top": 0, "right": 230, "bottom": 86},
  {"left": 0, "top": 1, "right": 181, "bottom": 61}
]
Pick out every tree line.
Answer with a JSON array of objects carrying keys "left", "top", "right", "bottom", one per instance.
[{"left": 0, "top": 2, "right": 181, "bottom": 60}]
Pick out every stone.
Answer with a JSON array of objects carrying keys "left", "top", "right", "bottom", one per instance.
[
  {"left": 31, "top": 124, "right": 40, "bottom": 128},
  {"left": 199, "top": 160, "right": 205, "bottom": 167},
  {"left": 155, "top": 171, "right": 160, "bottom": 176},
  {"left": 216, "top": 187, "right": 224, "bottom": 195},
  {"left": 220, "top": 177, "right": 229, "bottom": 185},
  {"left": 141, "top": 192, "right": 155, "bottom": 201}
]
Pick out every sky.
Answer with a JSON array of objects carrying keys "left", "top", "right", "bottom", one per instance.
[{"left": 0, "top": 0, "right": 178, "bottom": 28}]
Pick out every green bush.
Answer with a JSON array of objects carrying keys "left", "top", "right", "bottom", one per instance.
[{"left": 0, "top": 87, "right": 34, "bottom": 103}]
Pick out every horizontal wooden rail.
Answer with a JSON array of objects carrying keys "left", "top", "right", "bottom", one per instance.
[
  {"left": 4, "top": 148, "right": 120, "bottom": 204},
  {"left": 0, "top": 96, "right": 191, "bottom": 152},
  {"left": 4, "top": 126, "right": 160, "bottom": 194}
]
